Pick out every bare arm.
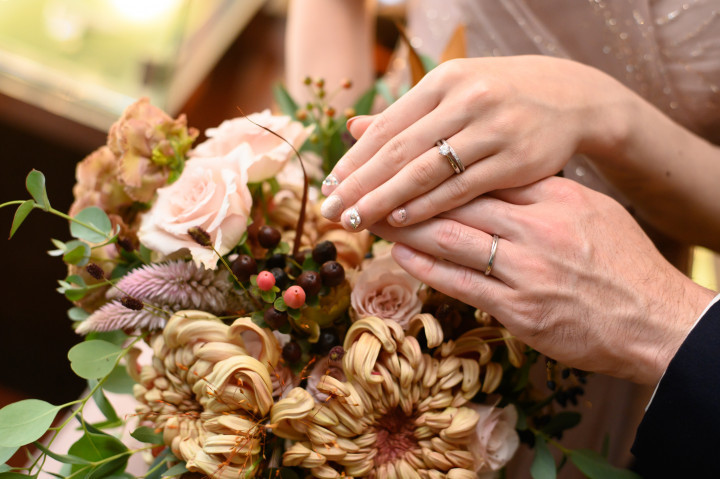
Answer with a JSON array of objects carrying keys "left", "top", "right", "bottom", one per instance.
[{"left": 285, "top": 0, "right": 376, "bottom": 109}]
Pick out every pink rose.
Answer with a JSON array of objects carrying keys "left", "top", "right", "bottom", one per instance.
[
  {"left": 350, "top": 242, "right": 422, "bottom": 328},
  {"left": 466, "top": 403, "right": 520, "bottom": 473},
  {"left": 191, "top": 110, "right": 313, "bottom": 183},
  {"left": 137, "top": 145, "right": 253, "bottom": 269}
]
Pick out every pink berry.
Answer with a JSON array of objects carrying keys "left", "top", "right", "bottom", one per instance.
[
  {"left": 283, "top": 285, "right": 306, "bottom": 309},
  {"left": 257, "top": 271, "right": 276, "bottom": 291}
]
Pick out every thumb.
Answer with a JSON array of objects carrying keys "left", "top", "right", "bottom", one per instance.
[{"left": 346, "top": 114, "right": 375, "bottom": 139}]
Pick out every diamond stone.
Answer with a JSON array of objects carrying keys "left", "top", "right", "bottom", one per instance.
[
  {"left": 322, "top": 174, "right": 339, "bottom": 187},
  {"left": 439, "top": 143, "right": 451, "bottom": 156},
  {"left": 348, "top": 208, "right": 361, "bottom": 229}
]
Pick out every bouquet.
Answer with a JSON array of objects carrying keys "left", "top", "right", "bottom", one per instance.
[{"left": 0, "top": 79, "right": 636, "bottom": 479}]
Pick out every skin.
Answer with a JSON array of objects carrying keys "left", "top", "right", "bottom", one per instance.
[
  {"left": 321, "top": 56, "right": 720, "bottom": 252},
  {"left": 370, "top": 177, "right": 717, "bottom": 385}
]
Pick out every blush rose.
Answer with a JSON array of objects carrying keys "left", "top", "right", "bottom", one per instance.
[
  {"left": 466, "top": 403, "right": 520, "bottom": 474},
  {"left": 137, "top": 145, "right": 253, "bottom": 269},
  {"left": 191, "top": 110, "right": 314, "bottom": 183}
]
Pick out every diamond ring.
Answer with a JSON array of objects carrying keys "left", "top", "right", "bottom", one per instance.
[{"left": 436, "top": 139, "right": 465, "bottom": 174}]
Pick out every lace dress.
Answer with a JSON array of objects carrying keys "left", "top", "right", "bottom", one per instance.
[{"left": 394, "top": 0, "right": 720, "bottom": 475}]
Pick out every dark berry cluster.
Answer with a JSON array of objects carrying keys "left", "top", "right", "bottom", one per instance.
[{"left": 229, "top": 226, "right": 348, "bottom": 365}]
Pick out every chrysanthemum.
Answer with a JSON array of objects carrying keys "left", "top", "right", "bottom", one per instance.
[
  {"left": 270, "top": 314, "right": 524, "bottom": 478},
  {"left": 76, "top": 260, "right": 240, "bottom": 334},
  {"left": 132, "top": 311, "right": 281, "bottom": 479}
]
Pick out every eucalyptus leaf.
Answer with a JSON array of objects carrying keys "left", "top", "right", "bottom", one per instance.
[
  {"left": 90, "top": 381, "right": 120, "bottom": 423},
  {"left": 68, "top": 340, "right": 123, "bottom": 379},
  {"left": 145, "top": 448, "right": 172, "bottom": 479},
  {"left": 0, "top": 446, "right": 18, "bottom": 465},
  {"left": 0, "top": 472, "right": 32, "bottom": 479},
  {"left": 9, "top": 200, "right": 34, "bottom": 239},
  {"left": 67, "top": 307, "right": 89, "bottom": 321},
  {"left": 0, "top": 399, "right": 60, "bottom": 447},
  {"left": 569, "top": 449, "right": 640, "bottom": 479},
  {"left": 272, "top": 83, "right": 299, "bottom": 118},
  {"left": 63, "top": 242, "right": 91, "bottom": 266},
  {"left": 530, "top": 436, "right": 556, "bottom": 479},
  {"left": 68, "top": 431, "right": 129, "bottom": 478},
  {"left": 33, "top": 441, "right": 90, "bottom": 465},
  {"left": 130, "top": 426, "right": 164, "bottom": 445},
  {"left": 26, "top": 170, "right": 50, "bottom": 211},
  {"left": 162, "top": 462, "right": 188, "bottom": 477},
  {"left": 70, "top": 207, "right": 112, "bottom": 243},
  {"left": 101, "top": 364, "right": 136, "bottom": 395}
]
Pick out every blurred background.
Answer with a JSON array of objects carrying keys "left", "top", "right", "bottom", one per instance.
[{"left": 0, "top": 0, "right": 406, "bottom": 411}]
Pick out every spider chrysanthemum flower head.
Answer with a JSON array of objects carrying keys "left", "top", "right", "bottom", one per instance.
[
  {"left": 270, "top": 314, "right": 522, "bottom": 478},
  {"left": 132, "top": 311, "right": 281, "bottom": 479},
  {"left": 76, "top": 260, "right": 240, "bottom": 334}
]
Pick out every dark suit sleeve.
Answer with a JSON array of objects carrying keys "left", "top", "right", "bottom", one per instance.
[{"left": 631, "top": 297, "right": 720, "bottom": 477}]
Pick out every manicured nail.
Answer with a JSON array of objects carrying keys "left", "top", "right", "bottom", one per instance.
[
  {"left": 392, "top": 243, "right": 414, "bottom": 261},
  {"left": 321, "top": 195, "right": 344, "bottom": 220},
  {"left": 390, "top": 207, "right": 407, "bottom": 225},
  {"left": 345, "top": 207, "right": 362, "bottom": 230},
  {"left": 345, "top": 115, "right": 367, "bottom": 131},
  {"left": 321, "top": 174, "right": 339, "bottom": 195}
]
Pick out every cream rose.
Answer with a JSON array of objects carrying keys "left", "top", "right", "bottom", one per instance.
[
  {"left": 467, "top": 403, "right": 520, "bottom": 474},
  {"left": 350, "top": 242, "right": 422, "bottom": 328},
  {"left": 191, "top": 110, "right": 314, "bottom": 183},
  {"left": 137, "top": 145, "right": 253, "bottom": 269}
]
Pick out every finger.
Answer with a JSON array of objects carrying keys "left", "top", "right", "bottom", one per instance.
[
  {"left": 321, "top": 84, "right": 440, "bottom": 197},
  {"left": 346, "top": 115, "right": 373, "bottom": 140},
  {"left": 370, "top": 219, "right": 513, "bottom": 284},
  {"left": 346, "top": 130, "right": 501, "bottom": 231},
  {"left": 385, "top": 150, "right": 541, "bottom": 226},
  {"left": 390, "top": 243, "right": 510, "bottom": 317},
  {"left": 487, "top": 175, "right": 568, "bottom": 205},
  {"left": 323, "top": 107, "right": 465, "bottom": 225}
]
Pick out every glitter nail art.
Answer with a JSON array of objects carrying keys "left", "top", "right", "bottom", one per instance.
[
  {"left": 322, "top": 174, "right": 339, "bottom": 187},
  {"left": 347, "top": 207, "right": 361, "bottom": 229}
]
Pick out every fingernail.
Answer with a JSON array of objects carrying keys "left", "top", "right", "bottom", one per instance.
[
  {"left": 321, "top": 174, "right": 339, "bottom": 195},
  {"left": 345, "top": 115, "right": 367, "bottom": 130},
  {"left": 390, "top": 207, "right": 407, "bottom": 225},
  {"left": 344, "top": 207, "right": 362, "bottom": 230},
  {"left": 392, "top": 243, "right": 414, "bottom": 261},
  {"left": 321, "top": 195, "right": 344, "bottom": 220}
]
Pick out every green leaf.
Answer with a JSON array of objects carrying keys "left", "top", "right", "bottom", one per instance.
[
  {"left": 130, "top": 426, "right": 164, "bottom": 445},
  {"left": 9, "top": 200, "right": 34, "bottom": 239},
  {"left": 273, "top": 83, "right": 299, "bottom": 117},
  {"left": 68, "top": 307, "right": 89, "bottom": 321},
  {"left": 260, "top": 288, "right": 276, "bottom": 304},
  {"left": 90, "top": 381, "right": 120, "bottom": 423},
  {"left": 145, "top": 448, "right": 172, "bottom": 479},
  {"left": 26, "top": 170, "right": 50, "bottom": 211},
  {"left": 70, "top": 207, "right": 112, "bottom": 243},
  {"left": 274, "top": 296, "right": 288, "bottom": 312},
  {"left": 540, "top": 411, "right": 581, "bottom": 437},
  {"left": 86, "top": 330, "right": 128, "bottom": 346},
  {"left": 33, "top": 441, "right": 90, "bottom": 465},
  {"left": 0, "top": 465, "right": 11, "bottom": 473},
  {"left": 68, "top": 430, "right": 129, "bottom": 478},
  {"left": 0, "top": 399, "right": 60, "bottom": 447},
  {"left": 0, "top": 446, "right": 18, "bottom": 465},
  {"left": 101, "top": 364, "right": 136, "bottom": 395},
  {"left": 569, "top": 449, "right": 641, "bottom": 479},
  {"left": 0, "top": 472, "right": 33, "bottom": 478},
  {"left": 68, "top": 340, "right": 123, "bottom": 379},
  {"left": 162, "top": 462, "right": 188, "bottom": 477},
  {"left": 530, "top": 436, "right": 556, "bottom": 479},
  {"left": 353, "top": 85, "right": 377, "bottom": 116},
  {"left": 62, "top": 241, "right": 91, "bottom": 266}
]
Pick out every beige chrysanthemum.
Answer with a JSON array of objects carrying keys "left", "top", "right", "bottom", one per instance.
[
  {"left": 270, "top": 314, "right": 524, "bottom": 478},
  {"left": 132, "top": 311, "right": 281, "bottom": 478}
]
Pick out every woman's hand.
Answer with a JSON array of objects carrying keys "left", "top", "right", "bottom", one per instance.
[
  {"left": 370, "top": 176, "right": 716, "bottom": 385},
  {"left": 321, "top": 56, "right": 630, "bottom": 231}
]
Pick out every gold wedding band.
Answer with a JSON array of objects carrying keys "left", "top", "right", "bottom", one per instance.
[{"left": 485, "top": 234, "right": 499, "bottom": 276}]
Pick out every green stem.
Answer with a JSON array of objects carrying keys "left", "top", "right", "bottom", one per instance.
[
  {"left": 0, "top": 200, "right": 26, "bottom": 209},
  {"left": 49, "top": 207, "right": 111, "bottom": 240}
]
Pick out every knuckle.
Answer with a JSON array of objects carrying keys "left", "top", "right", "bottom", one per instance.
[
  {"left": 443, "top": 174, "right": 472, "bottom": 203},
  {"left": 338, "top": 173, "right": 365, "bottom": 200},
  {"left": 406, "top": 158, "right": 437, "bottom": 189},
  {"left": 382, "top": 137, "right": 410, "bottom": 168},
  {"left": 366, "top": 114, "right": 393, "bottom": 143},
  {"left": 434, "top": 220, "right": 471, "bottom": 253}
]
